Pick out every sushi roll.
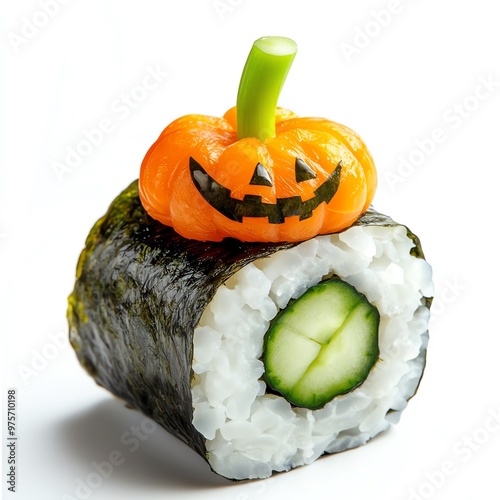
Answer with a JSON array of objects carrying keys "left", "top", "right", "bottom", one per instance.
[
  {"left": 68, "top": 37, "right": 433, "bottom": 480},
  {"left": 68, "top": 182, "right": 431, "bottom": 479}
]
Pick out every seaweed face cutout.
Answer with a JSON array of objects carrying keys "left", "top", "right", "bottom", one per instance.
[{"left": 189, "top": 156, "right": 342, "bottom": 224}]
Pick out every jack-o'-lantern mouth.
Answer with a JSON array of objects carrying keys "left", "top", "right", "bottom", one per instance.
[{"left": 189, "top": 156, "right": 342, "bottom": 224}]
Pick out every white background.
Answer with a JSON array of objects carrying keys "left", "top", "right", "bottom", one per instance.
[{"left": 1, "top": 1, "right": 499, "bottom": 499}]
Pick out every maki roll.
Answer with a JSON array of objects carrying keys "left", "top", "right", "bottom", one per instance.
[
  {"left": 68, "top": 37, "right": 433, "bottom": 480},
  {"left": 68, "top": 183, "right": 431, "bottom": 479}
]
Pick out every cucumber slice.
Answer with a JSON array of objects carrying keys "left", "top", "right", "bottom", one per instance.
[{"left": 263, "top": 278, "right": 380, "bottom": 410}]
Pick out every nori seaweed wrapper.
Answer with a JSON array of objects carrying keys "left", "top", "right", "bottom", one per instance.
[
  {"left": 67, "top": 180, "right": 430, "bottom": 470},
  {"left": 67, "top": 181, "right": 296, "bottom": 462}
]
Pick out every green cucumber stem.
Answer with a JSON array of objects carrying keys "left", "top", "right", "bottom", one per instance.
[{"left": 237, "top": 36, "right": 297, "bottom": 141}]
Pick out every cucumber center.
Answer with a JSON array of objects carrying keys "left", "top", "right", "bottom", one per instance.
[{"left": 263, "top": 278, "right": 380, "bottom": 410}]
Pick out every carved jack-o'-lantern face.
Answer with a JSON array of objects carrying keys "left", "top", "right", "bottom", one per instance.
[
  {"left": 139, "top": 107, "right": 377, "bottom": 243},
  {"left": 189, "top": 156, "right": 342, "bottom": 224}
]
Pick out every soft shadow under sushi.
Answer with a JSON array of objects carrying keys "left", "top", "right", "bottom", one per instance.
[{"left": 57, "top": 398, "right": 231, "bottom": 489}]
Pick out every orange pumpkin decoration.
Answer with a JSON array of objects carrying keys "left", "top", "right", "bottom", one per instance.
[{"left": 139, "top": 37, "right": 377, "bottom": 243}]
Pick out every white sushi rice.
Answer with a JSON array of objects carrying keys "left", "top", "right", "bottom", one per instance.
[{"left": 191, "top": 224, "right": 433, "bottom": 479}]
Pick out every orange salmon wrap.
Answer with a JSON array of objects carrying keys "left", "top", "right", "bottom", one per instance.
[{"left": 139, "top": 36, "right": 377, "bottom": 243}]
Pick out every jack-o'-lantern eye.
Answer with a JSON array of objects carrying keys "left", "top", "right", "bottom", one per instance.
[
  {"left": 250, "top": 163, "right": 273, "bottom": 187},
  {"left": 248, "top": 158, "right": 317, "bottom": 188},
  {"left": 295, "top": 158, "right": 317, "bottom": 182}
]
